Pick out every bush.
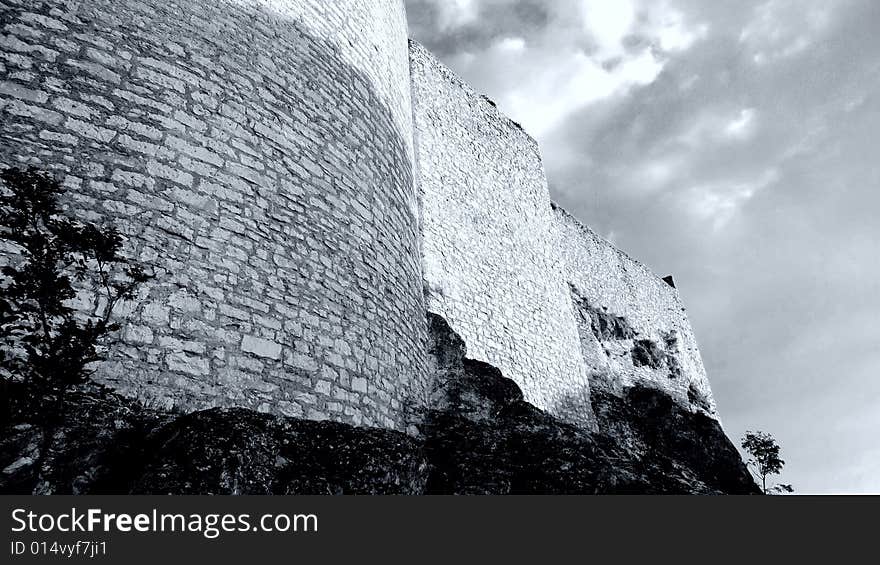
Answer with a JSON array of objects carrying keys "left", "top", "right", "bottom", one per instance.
[{"left": 0, "top": 167, "right": 150, "bottom": 420}]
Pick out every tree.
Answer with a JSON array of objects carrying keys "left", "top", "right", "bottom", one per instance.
[
  {"left": 741, "top": 430, "right": 793, "bottom": 494},
  {"left": 0, "top": 166, "right": 150, "bottom": 417}
]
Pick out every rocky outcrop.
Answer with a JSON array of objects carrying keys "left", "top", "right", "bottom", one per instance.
[
  {"left": 134, "top": 410, "right": 426, "bottom": 495},
  {"left": 0, "top": 385, "right": 169, "bottom": 495},
  {"left": 0, "top": 384, "right": 425, "bottom": 495},
  {"left": 421, "top": 314, "right": 758, "bottom": 494},
  {"left": 0, "top": 316, "right": 758, "bottom": 495},
  {"left": 590, "top": 388, "right": 758, "bottom": 494}
]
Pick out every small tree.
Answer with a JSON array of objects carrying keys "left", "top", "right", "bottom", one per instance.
[
  {"left": 741, "top": 430, "right": 793, "bottom": 494},
  {"left": 0, "top": 167, "right": 150, "bottom": 419}
]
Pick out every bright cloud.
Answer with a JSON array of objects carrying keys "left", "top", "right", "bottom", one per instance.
[
  {"left": 674, "top": 108, "right": 759, "bottom": 148},
  {"left": 409, "top": 0, "right": 712, "bottom": 139},
  {"left": 681, "top": 169, "right": 779, "bottom": 231},
  {"left": 495, "top": 36, "right": 526, "bottom": 52},
  {"left": 581, "top": 0, "right": 636, "bottom": 58},
  {"left": 499, "top": 47, "right": 664, "bottom": 136},
  {"left": 724, "top": 108, "right": 758, "bottom": 140},
  {"left": 740, "top": 0, "right": 833, "bottom": 64},
  {"left": 641, "top": 1, "right": 710, "bottom": 53},
  {"left": 437, "top": 0, "right": 478, "bottom": 31}
]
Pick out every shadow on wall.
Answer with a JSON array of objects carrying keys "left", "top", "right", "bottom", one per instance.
[{"left": 0, "top": 0, "right": 426, "bottom": 430}]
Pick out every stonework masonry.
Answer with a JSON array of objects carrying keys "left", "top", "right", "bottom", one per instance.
[
  {"left": 1, "top": 0, "right": 720, "bottom": 432},
  {"left": 0, "top": 0, "right": 428, "bottom": 430},
  {"left": 554, "top": 205, "right": 717, "bottom": 415},
  {"left": 410, "top": 42, "right": 595, "bottom": 428}
]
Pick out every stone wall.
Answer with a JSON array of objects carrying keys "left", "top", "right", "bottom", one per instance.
[
  {"left": 0, "top": 0, "right": 722, "bottom": 433},
  {"left": 410, "top": 42, "right": 595, "bottom": 428},
  {"left": 271, "top": 0, "right": 415, "bottom": 161},
  {"left": 0, "top": 0, "right": 428, "bottom": 430},
  {"left": 553, "top": 204, "right": 717, "bottom": 416}
]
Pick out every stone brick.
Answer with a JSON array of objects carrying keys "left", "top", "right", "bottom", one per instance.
[
  {"left": 0, "top": 81, "right": 49, "bottom": 103},
  {"left": 142, "top": 303, "right": 170, "bottom": 325},
  {"left": 241, "top": 335, "right": 282, "bottom": 360},
  {"left": 64, "top": 117, "right": 116, "bottom": 142},
  {"left": 126, "top": 325, "right": 154, "bottom": 344},
  {"left": 3, "top": 99, "right": 63, "bottom": 124},
  {"left": 289, "top": 353, "right": 318, "bottom": 373},
  {"left": 352, "top": 377, "right": 368, "bottom": 394},
  {"left": 53, "top": 97, "right": 100, "bottom": 119},
  {"left": 166, "top": 352, "right": 209, "bottom": 376},
  {"left": 147, "top": 159, "right": 193, "bottom": 187},
  {"left": 168, "top": 291, "right": 201, "bottom": 313},
  {"left": 38, "top": 130, "right": 77, "bottom": 145}
]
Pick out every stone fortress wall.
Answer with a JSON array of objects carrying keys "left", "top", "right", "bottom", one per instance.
[
  {"left": 0, "top": 0, "right": 429, "bottom": 430},
  {"left": 409, "top": 43, "right": 595, "bottom": 427},
  {"left": 410, "top": 44, "right": 716, "bottom": 424},
  {"left": 553, "top": 205, "right": 716, "bottom": 415},
  {"left": 0, "top": 0, "right": 718, "bottom": 432}
]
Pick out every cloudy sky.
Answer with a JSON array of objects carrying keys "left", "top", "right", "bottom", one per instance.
[{"left": 405, "top": 0, "right": 880, "bottom": 494}]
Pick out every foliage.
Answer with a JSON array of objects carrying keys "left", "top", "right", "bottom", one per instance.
[
  {"left": 741, "top": 430, "right": 793, "bottom": 494},
  {"left": 0, "top": 167, "right": 150, "bottom": 414},
  {"left": 768, "top": 483, "right": 794, "bottom": 495}
]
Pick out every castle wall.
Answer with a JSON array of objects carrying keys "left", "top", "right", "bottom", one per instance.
[
  {"left": 410, "top": 43, "right": 595, "bottom": 428},
  {"left": 0, "top": 0, "right": 722, "bottom": 432},
  {"left": 0, "top": 0, "right": 428, "bottom": 430},
  {"left": 553, "top": 205, "right": 717, "bottom": 416}
]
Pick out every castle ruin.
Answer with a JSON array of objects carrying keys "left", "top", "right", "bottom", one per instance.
[{"left": 0, "top": 0, "right": 717, "bottom": 432}]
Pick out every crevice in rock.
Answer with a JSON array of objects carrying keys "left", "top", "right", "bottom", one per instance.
[
  {"left": 569, "top": 284, "right": 635, "bottom": 341},
  {"left": 663, "top": 332, "right": 683, "bottom": 380},
  {"left": 632, "top": 339, "right": 665, "bottom": 369}
]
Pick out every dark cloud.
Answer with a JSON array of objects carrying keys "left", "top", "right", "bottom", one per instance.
[
  {"left": 407, "top": 0, "right": 880, "bottom": 493},
  {"left": 406, "top": 0, "right": 551, "bottom": 56}
]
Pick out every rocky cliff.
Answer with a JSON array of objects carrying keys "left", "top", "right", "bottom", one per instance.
[{"left": 0, "top": 315, "right": 757, "bottom": 495}]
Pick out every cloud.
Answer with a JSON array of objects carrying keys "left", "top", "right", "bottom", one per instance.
[
  {"left": 436, "top": 0, "right": 479, "bottom": 31},
  {"left": 723, "top": 108, "right": 757, "bottom": 140},
  {"left": 676, "top": 168, "right": 778, "bottom": 231},
  {"left": 739, "top": 0, "right": 834, "bottom": 65},
  {"left": 580, "top": 0, "right": 637, "bottom": 58},
  {"left": 406, "top": 0, "right": 880, "bottom": 493},
  {"left": 407, "top": 0, "right": 704, "bottom": 137}
]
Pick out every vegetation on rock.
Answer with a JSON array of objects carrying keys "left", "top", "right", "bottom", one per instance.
[
  {"left": 742, "top": 431, "right": 793, "bottom": 494},
  {"left": 0, "top": 167, "right": 150, "bottom": 489}
]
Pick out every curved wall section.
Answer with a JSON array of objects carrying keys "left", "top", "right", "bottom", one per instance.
[
  {"left": 266, "top": 0, "right": 415, "bottom": 160},
  {"left": 0, "top": 0, "right": 426, "bottom": 430}
]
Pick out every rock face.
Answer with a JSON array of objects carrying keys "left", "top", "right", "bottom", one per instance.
[
  {"left": 134, "top": 410, "right": 427, "bottom": 495},
  {"left": 421, "top": 314, "right": 758, "bottom": 494},
  {"left": 0, "top": 316, "right": 757, "bottom": 495},
  {"left": 0, "top": 385, "right": 425, "bottom": 495}
]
